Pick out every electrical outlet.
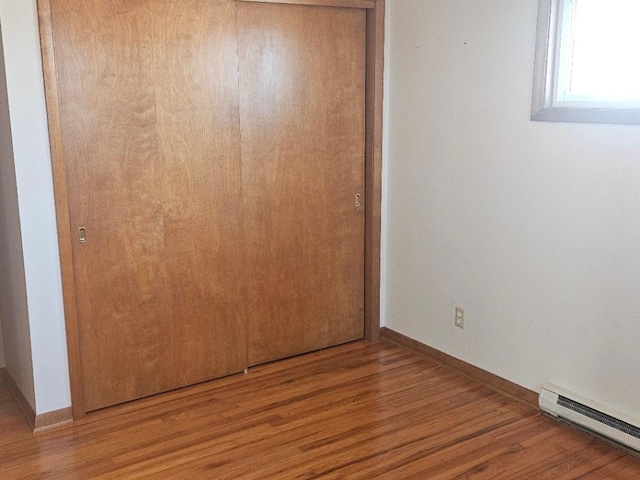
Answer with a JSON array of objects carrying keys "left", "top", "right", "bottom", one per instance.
[{"left": 455, "top": 307, "right": 465, "bottom": 329}]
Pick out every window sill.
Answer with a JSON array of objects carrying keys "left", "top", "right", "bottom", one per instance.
[{"left": 531, "top": 106, "right": 640, "bottom": 126}]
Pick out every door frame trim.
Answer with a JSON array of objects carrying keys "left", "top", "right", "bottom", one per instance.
[
  {"left": 364, "top": 0, "right": 384, "bottom": 343},
  {"left": 38, "top": 0, "right": 87, "bottom": 419},
  {"left": 37, "top": 0, "right": 384, "bottom": 420}
]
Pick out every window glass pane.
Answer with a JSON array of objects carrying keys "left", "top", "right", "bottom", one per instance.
[{"left": 559, "top": 0, "right": 640, "bottom": 102}]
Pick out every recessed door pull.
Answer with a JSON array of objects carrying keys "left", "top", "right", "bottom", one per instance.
[{"left": 78, "top": 227, "right": 87, "bottom": 244}]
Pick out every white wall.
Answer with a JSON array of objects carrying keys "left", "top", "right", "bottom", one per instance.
[
  {"left": 0, "top": 1, "right": 70, "bottom": 414},
  {"left": 0, "top": 19, "right": 34, "bottom": 404},
  {"left": 384, "top": 0, "right": 640, "bottom": 420}
]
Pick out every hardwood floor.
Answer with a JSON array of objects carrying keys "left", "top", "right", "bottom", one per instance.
[{"left": 1, "top": 341, "right": 639, "bottom": 479}]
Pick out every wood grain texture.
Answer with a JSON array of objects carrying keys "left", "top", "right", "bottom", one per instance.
[
  {"left": 1, "top": 368, "right": 35, "bottom": 431},
  {"left": 364, "top": 0, "right": 384, "bottom": 342},
  {"left": 237, "top": 0, "right": 375, "bottom": 8},
  {"left": 238, "top": 2, "right": 367, "bottom": 365},
  {"left": 41, "top": 0, "right": 382, "bottom": 417},
  {"left": 34, "top": 407, "right": 73, "bottom": 433},
  {"left": 37, "top": 0, "right": 87, "bottom": 418},
  {"left": 1, "top": 341, "right": 639, "bottom": 478},
  {"left": 47, "top": 0, "right": 247, "bottom": 411},
  {"left": 151, "top": 0, "right": 248, "bottom": 397},
  {"left": 381, "top": 327, "right": 539, "bottom": 408}
]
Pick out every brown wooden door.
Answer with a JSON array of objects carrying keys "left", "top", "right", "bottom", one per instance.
[
  {"left": 237, "top": 3, "right": 367, "bottom": 365},
  {"left": 49, "top": 0, "right": 247, "bottom": 411}
]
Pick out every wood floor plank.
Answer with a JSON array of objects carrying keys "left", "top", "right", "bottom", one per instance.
[{"left": 1, "top": 341, "right": 639, "bottom": 479}]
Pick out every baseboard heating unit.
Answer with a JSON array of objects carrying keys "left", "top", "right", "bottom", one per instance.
[{"left": 539, "top": 384, "right": 640, "bottom": 453}]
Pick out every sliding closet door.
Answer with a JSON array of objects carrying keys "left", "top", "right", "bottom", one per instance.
[
  {"left": 237, "top": 2, "right": 367, "bottom": 365},
  {"left": 47, "top": 0, "right": 246, "bottom": 411}
]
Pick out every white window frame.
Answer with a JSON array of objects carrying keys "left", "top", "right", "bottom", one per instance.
[{"left": 531, "top": 0, "right": 640, "bottom": 125}]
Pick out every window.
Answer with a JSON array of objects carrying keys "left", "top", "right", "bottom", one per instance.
[{"left": 531, "top": 0, "right": 640, "bottom": 125}]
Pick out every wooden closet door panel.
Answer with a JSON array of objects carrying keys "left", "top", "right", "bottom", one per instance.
[
  {"left": 152, "top": 1, "right": 247, "bottom": 396},
  {"left": 49, "top": 0, "right": 246, "bottom": 411},
  {"left": 237, "top": 3, "right": 367, "bottom": 365}
]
